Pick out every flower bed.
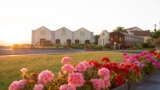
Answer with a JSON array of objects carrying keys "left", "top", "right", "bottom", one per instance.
[{"left": 9, "top": 50, "right": 160, "bottom": 90}]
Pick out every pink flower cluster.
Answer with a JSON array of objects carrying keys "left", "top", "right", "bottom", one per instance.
[
  {"left": 61, "top": 64, "right": 74, "bottom": 74},
  {"left": 68, "top": 72, "right": 85, "bottom": 87},
  {"left": 82, "top": 61, "right": 93, "bottom": 68},
  {"left": 91, "top": 78, "right": 105, "bottom": 90},
  {"left": 61, "top": 56, "right": 72, "bottom": 64},
  {"left": 33, "top": 84, "right": 44, "bottom": 90},
  {"left": 20, "top": 68, "right": 28, "bottom": 73},
  {"left": 75, "top": 61, "right": 87, "bottom": 72},
  {"left": 98, "top": 68, "right": 110, "bottom": 80},
  {"left": 38, "top": 70, "right": 54, "bottom": 85},
  {"left": 60, "top": 84, "right": 76, "bottom": 90},
  {"left": 9, "top": 80, "right": 27, "bottom": 90},
  {"left": 122, "top": 54, "right": 144, "bottom": 68}
]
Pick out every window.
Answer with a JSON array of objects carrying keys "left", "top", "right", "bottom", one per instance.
[
  {"left": 114, "top": 35, "right": 117, "bottom": 38},
  {"left": 41, "top": 30, "right": 45, "bottom": 35},
  {"left": 80, "top": 29, "right": 85, "bottom": 36},
  {"left": 102, "top": 33, "right": 105, "bottom": 39},
  {"left": 61, "top": 29, "right": 66, "bottom": 35},
  {"left": 125, "top": 36, "right": 127, "bottom": 41}
]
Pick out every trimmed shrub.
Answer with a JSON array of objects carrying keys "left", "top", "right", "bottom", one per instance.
[
  {"left": 142, "top": 43, "right": 149, "bottom": 48},
  {"left": 104, "top": 43, "right": 111, "bottom": 48},
  {"left": 95, "top": 45, "right": 103, "bottom": 50}
]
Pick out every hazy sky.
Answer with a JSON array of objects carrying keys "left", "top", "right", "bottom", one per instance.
[{"left": 0, "top": 0, "right": 160, "bottom": 45}]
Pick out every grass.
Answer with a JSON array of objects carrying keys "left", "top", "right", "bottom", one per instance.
[{"left": 0, "top": 51, "right": 132, "bottom": 90}]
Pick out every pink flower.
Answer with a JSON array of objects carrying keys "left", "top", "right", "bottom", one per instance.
[
  {"left": 75, "top": 62, "right": 87, "bottom": 72},
  {"left": 9, "top": 81, "right": 19, "bottom": 90},
  {"left": 68, "top": 73, "right": 85, "bottom": 87},
  {"left": 146, "top": 59, "right": 151, "bottom": 63},
  {"left": 91, "top": 78, "right": 105, "bottom": 90},
  {"left": 18, "top": 80, "right": 27, "bottom": 88},
  {"left": 105, "top": 80, "right": 111, "bottom": 88},
  {"left": 81, "top": 61, "right": 90, "bottom": 68},
  {"left": 61, "top": 56, "right": 72, "bottom": 64},
  {"left": 9, "top": 80, "right": 27, "bottom": 90},
  {"left": 60, "top": 84, "right": 76, "bottom": 90},
  {"left": 20, "top": 68, "right": 28, "bottom": 73},
  {"left": 123, "top": 52, "right": 127, "bottom": 56},
  {"left": 38, "top": 70, "right": 54, "bottom": 85},
  {"left": 98, "top": 68, "right": 110, "bottom": 80},
  {"left": 61, "top": 64, "right": 74, "bottom": 74},
  {"left": 33, "top": 84, "right": 44, "bottom": 90}
]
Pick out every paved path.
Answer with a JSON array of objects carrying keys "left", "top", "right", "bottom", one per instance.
[
  {"left": 135, "top": 71, "right": 160, "bottom": 90},
  {"left": 0, "top": 49, "right": 85, "bottom": 56}
]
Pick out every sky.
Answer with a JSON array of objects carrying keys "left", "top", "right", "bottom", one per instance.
[{"left": 0, "top": 0, "right": 160, "bottom": 45}]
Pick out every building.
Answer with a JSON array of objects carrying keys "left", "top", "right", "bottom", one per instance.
[
  {"left": 31, "top": 26, "right": 94, "bottom": 45},
  {"left": 98, "top": 30, "right": 110, "bottom": 46},
  {"left": 125, "top": 27, "right": 151, "bottom": 43},
  {"left": 109, "top": 31, "right": 144, "bottom": 49}
]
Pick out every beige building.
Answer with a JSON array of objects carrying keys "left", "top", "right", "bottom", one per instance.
[
  {"left": 125, "top": 27, "right": 151, "bottom": 43},
  {"left": 32, "top": 26, "right": 94, "bottom": 45},
  {"left": 98, "top": 30, "right": 110, "bottom": 46}
]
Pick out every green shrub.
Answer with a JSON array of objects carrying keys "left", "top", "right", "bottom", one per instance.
[
  {"left": 132, "top": 42, "right": 143, "bottom": 50},
  {"left": 30, "top": 45, "right": 35, "bottom": 48},
  {"left": 56, "top": 44, "right": 60, "bottom": 48},
  {"left": 104, "top": 43, "right": 111, "bottom": 48},
  {"left": 142, "top": 43, "right": 149, "bottom": 48},
  {"left": 70, "top": 44, "right": 83, "bottom": 49},
  {"left": 87, "top": 44, "right": 96, "bottom": 49},
  {"left": 41, "top": 40, "right": 53, "bottom": 46},
  {"left": 95, "top": 45, "right": 103, "bottom": 50}
]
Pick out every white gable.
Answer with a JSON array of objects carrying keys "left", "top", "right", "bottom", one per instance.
[
  {"left": 55, "top": 27, "right": 73, "bottom": 44},
  {"left": 98, "top": 30, "right": 110, "bottom": 46}
]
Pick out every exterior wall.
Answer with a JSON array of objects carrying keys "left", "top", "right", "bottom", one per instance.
[
  {"left": 51, "top": 31, "right": 55, "bottom": 43},
  {"left": 55, "top": 27, "right": 72, "bottom": 45},
  {"left": 72, "top": 32, "right": 74, "bottom": 43},
  {"left": 33, "top": 27, "right": 51, "bottom": 45},
  {"left": 144, "top": 36, "right": 150, "bottom": 43},
  {"left": 74, "top": 28, "right": 92, "bottom": 43},
  {"left": 31, "top": 30, "right": 35, "bottom": 44},
  {"left": 91, "top": 32, "right": 94, "bottom": 43}
]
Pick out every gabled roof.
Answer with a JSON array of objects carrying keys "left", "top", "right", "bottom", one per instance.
[
  {"left": 34, "top": 26, "right": 51, "bottom": 31},
  {"left": 130, "top": 30, "right": 151, "bottom": 36},
  {"left": 55, "top": 27, "right": 72, "bottom": 32},
  {"left": 74, "top": 27, "right": 92, "bottom": 32},
  {"left": 125, "top": 26, "right": 143, "bottom": 31},
  {"left": 102, "top": 30, "right": 110, "bottom": 33},
  {"left": 120, "top": 32, "right": 143, "bottom": 39}
]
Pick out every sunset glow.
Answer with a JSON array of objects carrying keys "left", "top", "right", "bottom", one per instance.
[{"left": 0, "top": 0, "right": 160, "bottom": 45}]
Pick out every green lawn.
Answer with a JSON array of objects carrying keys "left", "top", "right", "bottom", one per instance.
[{"left": 0, "top": 51, "right": 131, "bottom": 90}]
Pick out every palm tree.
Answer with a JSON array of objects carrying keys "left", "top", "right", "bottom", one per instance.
[{"left": 114, "top": 26, "right": 128, "bottom": 33}]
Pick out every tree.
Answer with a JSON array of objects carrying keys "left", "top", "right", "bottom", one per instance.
[
  {"left": 153, "top": 37, "right": 160, "bottom": 49},
  {"left": 150, "top": 29, "right": 160, "bottom": 49},
  {"left": 94, "top": 35, "right": 100, "bottom": 45},
  {"left": 150, "top": 29, "right": 160, "bottom": 39},
  {"left": 114, "top": 26, "right": 128, "bottom": 33}
]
